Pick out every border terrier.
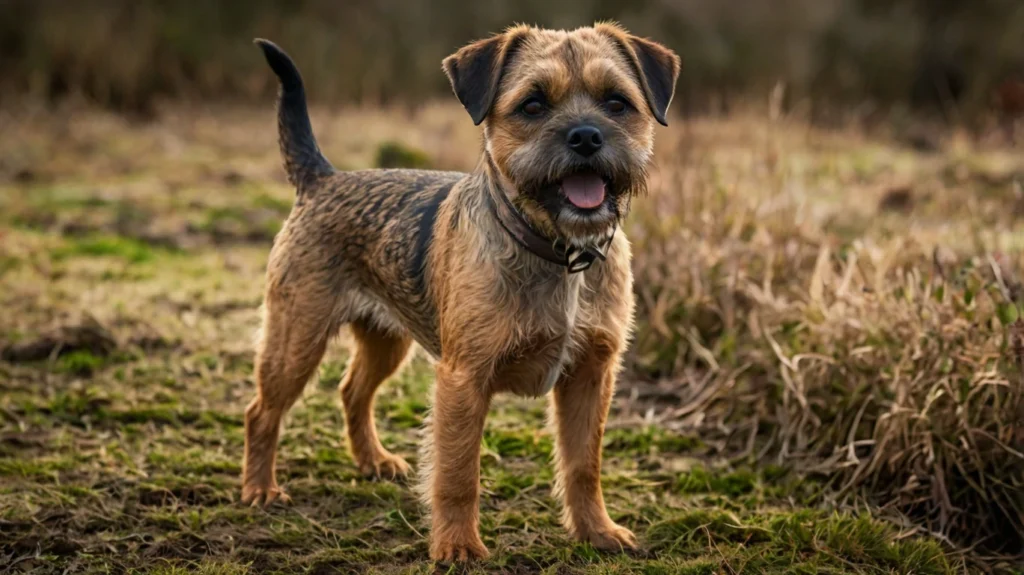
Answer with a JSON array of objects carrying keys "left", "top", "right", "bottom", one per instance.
[{"left": 244, "top": 23, "right": 680, "bottom": 561}]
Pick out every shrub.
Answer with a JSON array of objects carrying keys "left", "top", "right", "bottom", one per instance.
[{"left": 627, "top": 122, "right": 1024, "bottom": 557}]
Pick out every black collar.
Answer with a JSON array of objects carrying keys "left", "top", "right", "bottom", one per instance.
[{"left": 486, "top": 184, "right": 615, "bottom": 274}]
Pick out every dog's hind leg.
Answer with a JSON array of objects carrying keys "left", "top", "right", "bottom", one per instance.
[
  {"left": 242, "top": 281, "right": 336, "bottom": 507},
  {"left": 340, "top": 319, "right": 413, "bottom": 479}
]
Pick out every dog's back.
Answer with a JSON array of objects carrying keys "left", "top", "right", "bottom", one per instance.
[
  {"left": 276, "top": 167, "right": 463, "bottom": 354},
  {"left": 256, "top": 39, "right": 465, "bottom": 353}
]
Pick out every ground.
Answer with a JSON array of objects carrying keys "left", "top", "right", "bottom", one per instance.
[{"left": 1, "top": 102, "right": 1022, "bottom": 574}]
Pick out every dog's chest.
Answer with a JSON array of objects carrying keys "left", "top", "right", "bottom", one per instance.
[
  {"left": 538, "top": 338, "right": 573, "bottom": 395},
  {"left": 494, "top": 273, "right": 583, "bottom": 397}
]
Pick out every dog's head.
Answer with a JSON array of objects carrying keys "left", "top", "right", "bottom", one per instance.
[{"left": 443, "top": 23, "right": 680, "bottom": 241}]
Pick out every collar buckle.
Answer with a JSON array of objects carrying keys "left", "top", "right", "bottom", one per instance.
[{"left": 560, "top": 228, "right": 614, "bottom": 274}]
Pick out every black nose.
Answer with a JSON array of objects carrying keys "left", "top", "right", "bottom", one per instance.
[{"left": 566, "top": 125, "right": 603, "bottom": 157}]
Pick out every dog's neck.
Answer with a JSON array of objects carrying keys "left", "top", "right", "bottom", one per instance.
[{"left": 479, "top": 154, "right": 614, "bottom": 274}]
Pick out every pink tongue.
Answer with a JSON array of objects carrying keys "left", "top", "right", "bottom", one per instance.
[{"left": 561, "top": 173, "right": 606, "bottom": 209}]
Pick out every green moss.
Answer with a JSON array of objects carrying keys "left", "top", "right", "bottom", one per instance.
[
  {"left": 56, "top": 350, "right": 106, "bottom": 376},
  {"left": 46, "top": 389, "right": 107, "bottom": 418},
  {"left": 51, "top": 235, "right": 158, "bottom": 263},
  {"left": 385, "top": 395, "right": 428, "bottom": 429},
  {"left": 673, "top": 561, "right": 718, "bottom": 575},
  {"left": 251, "top": 191, "right": 293, "bottom": 214},
  {"left": 673, "top": 465, "right": 757, "bottom": 497},
  {"left": 374, "top": 141, "right": 431, "bottom": 169},
  {"left": 259, "top": 217, "right": 282, "bottom": 238},
  {"left": 146, "top": 561, "right": 252, "bottom": 575},
  {"left": 604, "top": 427, "right": 702, "bottom": 455},
  {"left": 319, "top": 359, "right": 345, "bottom": 390},
  {"left": 199, "top": 205, "right": 248, "bottom": 228},
  {"left": 0, "top": 255, "right": 22, "bottom": 277},
  {"left": 488, "top": 467, "right": 548, "bottom": 499},
  {"left": 483, "top": 427, "right": 553, "bottom": 460},
  {"left": 647, "top": 510, "right": 771, "bottom": 551},
  {"left": 0, "top": 456, "right": 77, "bottom": 479},
  {"left": 104, "top": 405, "right": 182, "bottom": 425}
]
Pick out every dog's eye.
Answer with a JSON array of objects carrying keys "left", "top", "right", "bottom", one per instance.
[
  {"left": 604, "top": 97, "right": 627, "bottom": 115},
  {"left": 521, "top": 98, "right": 546, "bottom": 117}
]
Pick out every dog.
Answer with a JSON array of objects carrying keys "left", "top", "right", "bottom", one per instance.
[{"left": 243, "top": 23, "right": 680, "bottom": 561}]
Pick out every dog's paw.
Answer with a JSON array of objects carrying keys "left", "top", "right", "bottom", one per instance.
[
  {"left": 429, "top": 534, "right": 489, "bottom": 562},
  {"left": 358, "top": 451, "right": 411, "bottom": 481},
  {"left": 241, "top": 483, "right": 291, "bottom": 508},
  {"left": 580, "top": 521, "right": 638, "bottom": 552}
]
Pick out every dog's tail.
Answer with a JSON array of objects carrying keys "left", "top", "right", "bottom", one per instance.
[{"left": 254, "top": 39, "right": 334, "bottom": 189}]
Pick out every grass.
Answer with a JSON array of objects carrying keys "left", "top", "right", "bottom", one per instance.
[
  {"left": 1, "top": 101, "right": 1022, "bottom": 573},
  {"left": 375, "top": 141, "right": 432, "bottom": 169},
  {"left": 50, "top": 235, "right": 159, "bottom": 263}
]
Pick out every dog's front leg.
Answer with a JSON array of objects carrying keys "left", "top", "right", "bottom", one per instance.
[
  {"left": 425, "top": 361, "right": 491, "bottom": 561},
  {"left": 551, "top": 333, "right": 637, "bottom": 551}
]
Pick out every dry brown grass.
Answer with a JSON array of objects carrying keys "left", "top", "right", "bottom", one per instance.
[
  {"left": 1, "top": 100, "right": 1022, "bottom": 572},
  {"left": 627, "top": 114, "right": 1024, "bottom": 563}
]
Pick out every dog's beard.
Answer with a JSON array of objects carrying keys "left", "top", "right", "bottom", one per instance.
[{"left": 503, "top": 145, "right": 648, "bottom": 240}]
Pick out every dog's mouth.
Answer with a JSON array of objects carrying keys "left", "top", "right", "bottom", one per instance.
[
  {"left": 514, "top": 164, "right": 629, "bottom": 237},
  {"left": 560, "top": 171, "right": 608, "bottom": 210}
]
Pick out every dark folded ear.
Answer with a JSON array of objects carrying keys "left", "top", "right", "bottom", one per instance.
[
  {"left": 443, "top": 26, "right": 530, "bottom": 125},
  {"left": 596, "top": 23, "right": 681, "bottom": 126}
]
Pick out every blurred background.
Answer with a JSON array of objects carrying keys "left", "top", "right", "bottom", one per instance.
[
  {"left": 2, "top": 2, "right": 1024, "bottom": 573},
  {"left": 1, "top": 0, "right": 1023, "bottom": 125}
]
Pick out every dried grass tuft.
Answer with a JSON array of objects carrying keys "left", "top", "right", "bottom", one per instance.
[{"left": 626, "top": 117, "right": 1024, "bottom": 561}]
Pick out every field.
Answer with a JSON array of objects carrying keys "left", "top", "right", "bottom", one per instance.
[{"left": 1, "top": 101, "right": 1022, "bottom": 574}]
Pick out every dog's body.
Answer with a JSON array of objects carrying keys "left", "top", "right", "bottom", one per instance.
[{"left": 243, "top": 24, "right": 679, "bottom": 561}]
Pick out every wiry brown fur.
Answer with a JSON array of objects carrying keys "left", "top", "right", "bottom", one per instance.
[{"left": 242, "top": 23, "right": 680, "bottom": 561}]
